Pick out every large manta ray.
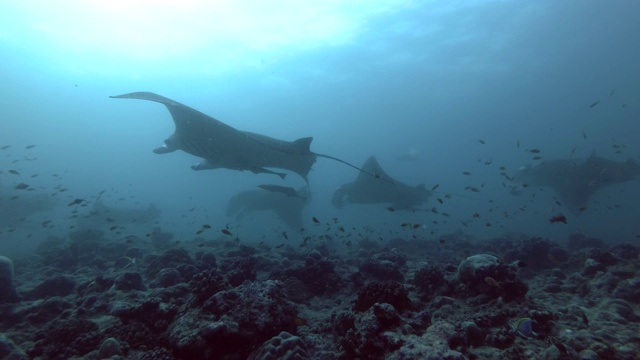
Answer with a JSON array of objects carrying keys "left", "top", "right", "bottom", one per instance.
[
  {"left": 110, "top": 92, "right": 371, "bottom": 182},
  {"left": 226, "top": 185, "right": 308, "bottom": 231},
  {"left": 332, "top": 156, "right": 431, "bottom": 210},
  {"left": 512, "top": 153, "right": 640, "bottom": 214}
]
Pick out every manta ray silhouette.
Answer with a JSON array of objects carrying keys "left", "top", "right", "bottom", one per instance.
[
  {"left": 227, "top": 185, "right": 308, "bottom": 231},
  {"left": 512, "top": 153, "right": 640, "bottom": 214},
  {"left": 110, "top": 92, "right": 374, "bottom": 183},
  {"left": 332, "top": 155, "right": 431, "bottom": 210}
]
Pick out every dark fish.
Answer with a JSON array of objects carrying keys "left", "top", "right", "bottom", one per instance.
[
  {"left": 431, "top": 184, "right": 440, "bottom": 191},
  {"left": 589, "top": 100, "right": 599, "bottom": 108},
  {"left": 0, "top": 145, "right": 9, "bottom": 150},
  {"left": 532, "top": 156, "right": 543, "bottom": 160},
  {"left": 312, "top": 216, "right": 320, "bottom": 223},
  {"left": 578, "top": 206, "right": 588, "bottom": 212},
  {"left": 462, "top": 171, "right": 471, "bottom": 175},
  {"left": 221, "top": 229, "right": 232, "bottom": 236},
  {"left": 437, "top": 198, "right": 443, "bottom": 204},
  {"left": 549, "top": 214, "right": 567, "bottom": 224},
  {"left": 275, "top": 243, "right": 285, "bottom": 249},
  {"left": 412, "top": 224, "right": 421, "bottom": 229},
  {"left": 110, "top": 226, "right": 118, "bottom": 230},
  {"left": 529, "top": 149, "right": 541, "bottom": 153},
  {"left": 202, "top": 224, "right": 211, "bottom": 229},
  {"left": 282, "top": 231, "right": 288, "bottom": 239},
  {"left": 68, "top": 198, "right": 85, "bottom": 206},
  {"left": 478, "top": 139, "right": 485, "bottom": 144},
  {"left": 8, "top": 170, "right": 19, "bottom": 175},
  {"left": 386, "top": 207, "right": 395, "bottom": 212},
  {"left": 14, "top": 183, "right": 29, "bottom": 190},
  {"left": 196, "top": 230, "right": 204, "bottom": 235},
  {"left": 467, "top": 187, "right": 480, "bottom": 193},
  {"left": 25, "top": 145, "right": 37, "bottom": 149}
]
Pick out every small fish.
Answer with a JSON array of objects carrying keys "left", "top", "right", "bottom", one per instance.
[
  {"left": 549, "top": 214, "right": 567, "bottom": 224},
  {"left": 110, "top": 226, "right": 118, "bottom": 231},
  {"left": 275, "top": 243, "right": 285, "bottom": 249},
  {"left": 484, "top": 276, "right": 500, "bottom": 287},
  {"left": 589, "top": 100, "right": 600, "bottom": 108},
  {"left": 8, "top": 170, "right": 20, "bottom": 175},
  {"left": 532, "top": 156, "right": 542, "bottom": 160},
  {"left": 14, "top": 183, "right": 29, "bottom": 190},
  {"left": 467, "top": 187, "right": 479, "bottom": 193},
  {"left": 431, "top": 184, "right": 440, "bottom": 191},
  {"left": 68, "top": 198, "right": 85, "bottom": 206},
  {"left": 437, "top": 198, "right": 443, "bottom": 204},
  {"left": 202, "top": 224, "right": 211, "bottom": 229},
  {"left": 578, "top": 206, "right": 588, "bottom": 212},
  {"left": 509, "top": 318, "right": 538, "bottom": 339},
  {"left": 462, "top": 171, "right": 471, "bottom": 176},
  {"left": 25, "top": 145, "right": 37, "bottom": 149},
  {"left": 282, "top": 231, "right": 288, "bottom": 240},
  {"left": 386, "top": 207, "right": 395, "bottom": 212},
  {"left": 221, "top": 229, "right": 232, "bottom": 236},
  {"left": 1, "top": 145, "right": 10, "bottom": 150},
  {"left": 548, "top": 253, "right": 561, "bottom": 265},
  {"left": 528, "top": 149, "right": 541, "bottom": 153},
  {"left": 312, "top": 216, "right": 320, "bottom": 223},
  {"left": 412, "top": 224, "right": 421, "bottom": 229},
  {"left": 582, "top": 131, "right": 587, "bottom": 140},
  {"left": 478, "top": 139, "right": 485, "bottom": 144}
]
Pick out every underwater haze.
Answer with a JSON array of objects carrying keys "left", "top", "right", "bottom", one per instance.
[{"left": 1, "top": 0, "right": 640, "bottom": 256}]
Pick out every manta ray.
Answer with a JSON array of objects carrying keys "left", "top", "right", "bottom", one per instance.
[
  {"left": 332, "top": 156, "right": 431, "bottom": 210},
  {"left": 226, "top": 185, "right": 309, "bottom": 231},
  {"left": 512, "top": 153, "right": 640, "bottom": 213},
  {"left": 110, "top": 92, "right": 372, "bottom": 183}
]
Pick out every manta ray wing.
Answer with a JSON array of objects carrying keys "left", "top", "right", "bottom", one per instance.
[{"left": 110, "top": 92, "right": 317, "bottom": 180}]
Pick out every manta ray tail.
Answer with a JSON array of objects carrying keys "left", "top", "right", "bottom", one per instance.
[{"left": 315, "top": 153, "right": 394, "bottom": 184}]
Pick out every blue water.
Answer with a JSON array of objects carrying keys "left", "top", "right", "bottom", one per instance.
[{"left": 1, "top": 0, "right": 639, "bottom": 255}]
